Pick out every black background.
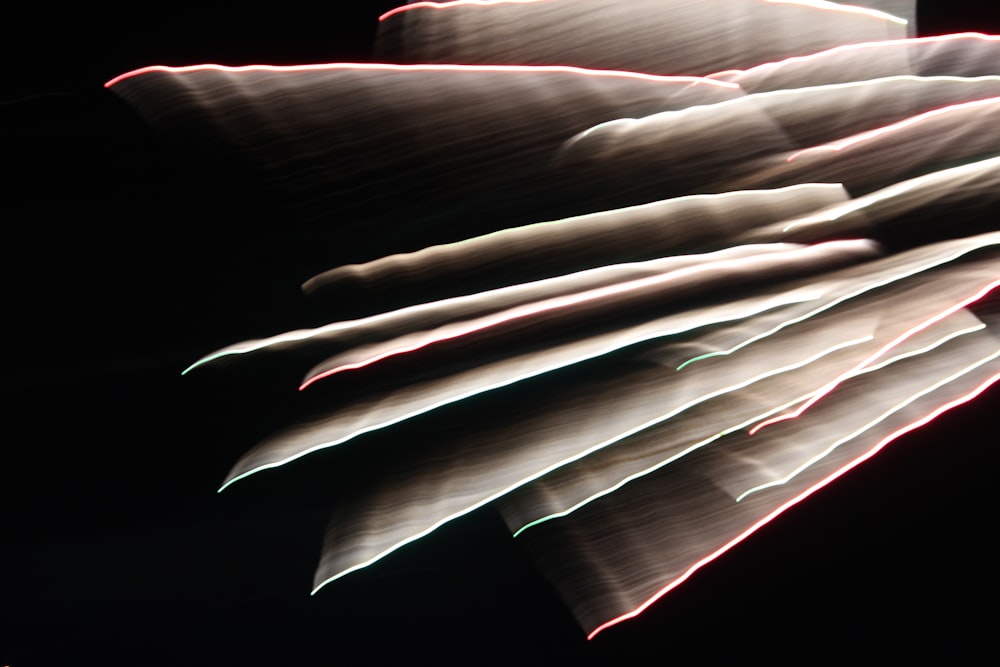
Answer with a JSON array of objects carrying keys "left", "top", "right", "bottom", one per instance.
[{"left": 3, "top": 2, "right": 1000, "bottom": 664}]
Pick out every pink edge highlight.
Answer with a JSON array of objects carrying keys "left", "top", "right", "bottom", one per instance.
[
  {"left": 787, "top": 96, "right": 1000, "bottom": 162},
  {"left": 379, "top": 0, "right": 903, "bottom": 25},
  {"left": 104, "top": 62, "right": 739, "bottom": 90},
  {"left": 298, "top": 248, "right": 813, "bottom": 390},
  {"left": 718, "top": 32, "right": 999, "bottom": 83},
  {"left": 588, "top": 369, "right": 1000, "bottom": 640},
  {"left": 747, "top": 278, "right": 1000, "bottom": 435},
  {"left": 379, "top": 0, "right": 546, "bottom": 22}
]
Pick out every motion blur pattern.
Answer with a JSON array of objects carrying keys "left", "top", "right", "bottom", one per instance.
[{"left": 107, "top": 0, "right": 1000, "bottom": 638}]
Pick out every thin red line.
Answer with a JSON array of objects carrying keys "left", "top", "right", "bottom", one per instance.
[
  {"left": 588, "top": 368, "right": 1000, "bottom": 639},
  {"left": 714, "top": 32, "right": 999, "bottom": 82},
  {"left": 748, "top": 278, "right": 1000, "bottom": 435},
  {"left": 786, "top": 96, "right": 1000, "bottom": 162},
  {"left": 105, "top": 62, "right": 740, "bottom": 89}
]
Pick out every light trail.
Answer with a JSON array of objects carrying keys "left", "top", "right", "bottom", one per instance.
[
  {"left": 738, "top": 343, "right": 1000, "bottom": 500},
  {"left": 181, "top": 184, "right": 845, "bottom": 374},
  {"left": 105, "top": 62, "right": 740, "bottom": 90},
  {"left": 786, "top": 95, "right": 1000, "bottom": 161},
  {"left": 125, "top": 0, "right": 1000, "bottom": 639},
  {"left": 748, "top": 278, "right": 1000, "bottom": 434},
  {"left": 709, "top": 33, "right": 1000, "bottom": 82},
  {"left": 219, "top": 288, "right": 823, "bottom": 491},
  {"left": 309, "top": 335, "right": 876, "bottom": 592},
  {"left": 676, "top": 236, "right": 1000, "bottom": 370},
  {"left": 764, "top": 0, "right": 908, "bottom": 24},
  {"left": 513, "top": 321, "right": 985, "bottom": 536},
  {"left": 780, "top": 153, "right": 1000, "bottom": 232},
  {"left": 380, "top": 0, "right": 909, "bottom": 25},
  {"left": 298, "top": 243, "right": 829, "bottom": 389},
  {"left": 409, "top": 183, "right": 845, "bottom": 253},
  {"left": 587, "top": 369, "right": 1000, "bottom": 640}
]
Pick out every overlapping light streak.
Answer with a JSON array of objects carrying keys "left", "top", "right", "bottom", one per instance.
[
  {"left": 376, "top": 0, "right": 913, "bottom": 76},
  {"left": 786, "top": 95, "right": 1000, "bottom": 161},
  {"left": 218, "top": 283, "right": 825, "bottom": 492},
  {"left": 737, "top": 341, "right": 1000, "bottom": 501},
  {"left": 221, "top": 233, "right": 1000, "bottom": 492},
  {"left": 109, "top": 0, "right": 1000, "bottom": 640},
  {"left": 585, "top": 365, "right": 1000, "bottom": 638},
  {"left": 679, "top": 230, "right": 1000, "bottom": 370},
  {"left": 299, "top": 241, "right": 870, "bottom": 388},
  {"left": 763, "top": 0, "right": 909, "bottom": 24},
  {"left": 509, "top": 318, "right": 988, "bottom": 537},
  {"left": 748, "top": 275, "right": 1000, "bottom": 434}
]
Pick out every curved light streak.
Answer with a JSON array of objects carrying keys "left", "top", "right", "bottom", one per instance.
[
  {"left": 676, "top": 238, "right": 1000, "bottom": 370},
  {"left": 511, "top": 335, "right": 874, "bottom": 536},
  {"left": 786, "top": 95, "right": 1000, "bottom": 162},
  {"left": 738, "top": 343, "right": 1000, "bottom": 501},
  {"left": 122, "top": 0, "right": 999, "bottom": 638},
  {"left": 219, "top": 288, "right": 822, "bottom": 492},
  {"left": 778, "top": 156, "right": 1000, "bottom": 231},
  {"left": 748, "top": 278, "right": 1000, "bottom": 434},
  {"left": 309, "top": 333, "right": 877, "bottom": 592},
  {"left": 709, "top": 32, "right": 1000, "bottom": 81},
  {"left": 299, "top": 243, "right": 810, "bottom": 388},
  {"left": 587, "top": 369, "right": 1000, "bottom": 640},
  {"left": 379, "top": 0, "right": 546, "bottom": 22},
  {"left": 513, "top": 320, "right": 986, "bottom": 536},
  {"left": 379, "top": 0, "right": 908, "bottom": 26},
  {"left": 105, "top": 62, "right": 740, "bottom": 90},
  {"left": 181, "top": 184, "right": 844, "bottom": 374},
  {"left": 764, "top": 0, "right": 908, "bottom": 24}
]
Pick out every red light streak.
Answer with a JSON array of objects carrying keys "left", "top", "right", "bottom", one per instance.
[
  {"left": 104, "top": 63, "right": 739, "bottom": 90},
  {"left": 786, "top": 96, "right": 1000, "bottom": 162},
  {"left": 296, "top": 244, "right": 825, "bottom": 390},
  {"left": 710, "top": 32, "right": 1000, "bottom": 83},
  {"left": 588, "top": 368, "right": 1000, "bottom": 640},
  {"left": 749, "top": 278, "right": 1000, "bottom": 434}
]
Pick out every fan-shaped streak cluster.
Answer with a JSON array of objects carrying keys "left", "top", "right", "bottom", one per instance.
[{"left": 107, "top": 0, "right": 1000, "bottom": 637}]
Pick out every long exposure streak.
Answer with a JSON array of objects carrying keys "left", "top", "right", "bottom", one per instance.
[
  {"left": 786, "top": 96, "right": 1000, "bottom": 161},
  {"left": 308, "top": 336, "right": 874, "bottom": 588},
  {"left": 676, "top": 239, "right": 1000, "bottom": 370},
  {"left": 782, "top": 154, "right": 1000, "bottom": 232},
  {"left": 120, "top": 0, "right": 1000, "bottom": 640},
  {"left": 764, "top": 0, "right": 907, "bottom": 24},
  {"left": 379, "top": 0, "right": 546, "bottom": 22},
  {"left": 514, "top": 322, "right": 986, "bottom": 535},
  {"left": 738, "top": 345, "right": 1000, "bottom": 500},
  {"left": 587, "top": 370, "right": 1000, "bottom": 640},
  {"left": 299, "top": 244, "right": 817, "bottom": 389},
  {"left": 748, "top": 278, "right": 1000, "bottom": 435},
  {"left": 217, "top": 290, "right": 821, "bottom": 491},
  {"left": 711, "top": 33, "right": 1000, "bottom": 82},
  {"left": 105, "top": 63, "right": 740, "bottom": 90}
]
